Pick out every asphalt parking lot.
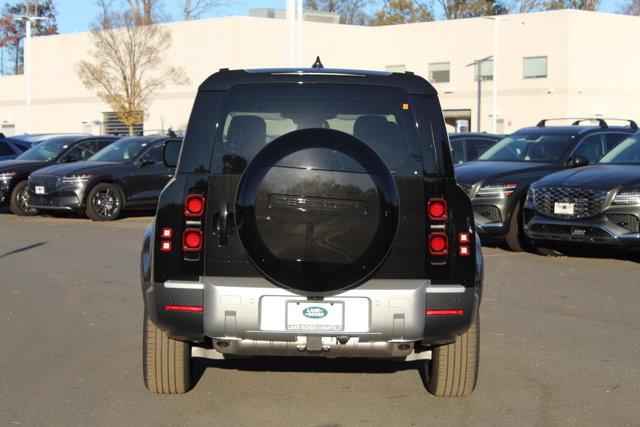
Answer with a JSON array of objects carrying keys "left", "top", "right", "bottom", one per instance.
[{"left": 1, "top": 211, "right": 639, "bottom": 426}]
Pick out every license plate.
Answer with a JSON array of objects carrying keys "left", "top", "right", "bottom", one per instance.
[
  {"left": 35, "top": 186, "right": 45, "bottom": 195},
  {"left": 554, "top": 202, "right": 574, "bottom": 215},
  {"left": 286, "top": 301, "right": 344, "bottom": 332}
]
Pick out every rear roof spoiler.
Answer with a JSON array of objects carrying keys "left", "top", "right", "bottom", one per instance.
[{"left": 536, "top": 118, "right": 638, "bottom": 130}]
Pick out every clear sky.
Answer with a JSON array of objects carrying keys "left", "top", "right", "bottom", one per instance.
[{"left": 55, "top": 0, "right": 623, "bottom": 34}]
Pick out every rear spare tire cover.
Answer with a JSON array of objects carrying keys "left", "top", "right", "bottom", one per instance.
[{"left": 236, "top": 128, "right": 399, "bottom": 294}]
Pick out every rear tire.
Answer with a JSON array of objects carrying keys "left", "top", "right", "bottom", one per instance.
[
  {"left": 143, "top": 311, "right": 192, "bottom": 394},
  {"left": 85, "top": 183, "right": 123, "bottom": 221},
  {"left": 424, "top": 314, "right": 479, "bottom": 397},
  {"left": 9, "top": 180, "right": 39, "bottom": 216}
]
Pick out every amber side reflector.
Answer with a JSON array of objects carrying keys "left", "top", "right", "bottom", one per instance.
[
  {"left": 164, "top": 305, "right": 203, "bottom": 313},
  {"left": 426, "top": 309, "right": 463, "bottom": 316}
]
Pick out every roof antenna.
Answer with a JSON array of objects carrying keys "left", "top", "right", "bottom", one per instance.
[{"left": 312, "top": 56, "right": 324, "bottom": 69}]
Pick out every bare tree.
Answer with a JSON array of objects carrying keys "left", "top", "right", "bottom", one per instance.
[
  {"left": 545, "top": 0, "right": 600, "bottom": 10},
  {"left": 126, "top": 0, "right": 166, "bottom": 24},
  {"left": 305, "top": 0, "right": 373, "bottom": 24},
  {"left": 620, "top": 0, "right": 640, "bottom": 14},
  {"left": 428, "top": 0, "right": 506, "bottom": 19},
  {"left": 505, "top": 0, "right": 545, "bottom": 12},
  {"left": 182, "top": 0, "right": 226, "bottom": 20},
  {"left": 77, "top": 0, "right": 189, "bottom": 135},
  {"left": 369, "top": 0, "right": 433, "bottom": 25}
]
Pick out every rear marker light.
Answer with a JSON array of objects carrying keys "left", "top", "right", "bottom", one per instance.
[
  {"left": 183, "top": 229, "right": 203, "bottom": 252},
  {"left": 161, "top": 228, "right": 173, "bottom": 239},
  {"left": 429, "top": 233, "right": 448, "bottom": 255},
  {"left": 160, "top": 241, "right": 172, "bottom": 252},
  {"left": 458, "top": 232, "right": 471, "bottom": 244},
  {"left": 185, "top": 194, "right": 205, "bottom": 217},
  {"left": 426, "top": 309, "right": 463, "bottom": 316},
  {"left": 428, "top": 198, "right": 448, "bottom": 221},
  {"left": 459, "top": 245, "right": 470, "bottom": 256},
  {"left": 164, "top": 305, "right": 203, "bottom": 313}
]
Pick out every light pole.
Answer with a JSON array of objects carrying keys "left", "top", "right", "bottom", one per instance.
[
  {"left": 286, "top": 0, "right": 303, "bottom": 67},
  {"left": 482, "top": 16, "right": 504, "bottom": 134},
  {"left": 15, "top": 15, "right": 48, "bottom": 134}
]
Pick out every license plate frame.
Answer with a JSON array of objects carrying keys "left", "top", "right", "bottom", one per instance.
[
  {"left": 285, "top": 300, "right": 345, "bottom": 332},
  {"left": 554, "top": 202, "right": 574, "bottom": 215}
]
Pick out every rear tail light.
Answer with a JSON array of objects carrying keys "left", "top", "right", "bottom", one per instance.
[
  {"left": 185, "top": 194, "right": 205, "bottom": 217},
  {"left": 428, "top": 198, "right": 448, "bottom": 221},
  {"left": 426, "top": 309, "right": 463, "bottom": 316},
  {"left": 164, "top": 304, "right": 203, "bottom": 313},
  {"left": 183, "top": 228, "right": 203, "bottom": 251},
  {"left": 458, "top": 232, "right": 470, "bottom": 243},
  {"left": 429, "top": 233, "right": 448, "bottom": 255},
  {"left": 161, "top": 228, "right": 173, "bottom": 238},
  {"left": 459, "top": 245, "right": 470, "bottom": 256},
  {"left": 160, "top": 241, "right": 172, "bottom": 252}
]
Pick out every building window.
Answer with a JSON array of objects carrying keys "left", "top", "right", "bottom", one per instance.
[
  {"left": 429, "top": 62, "right": 450, "bottom": 83},
  {"left": 385, "top": 64, "right": 406, "bottom": 73},
  {"left": 475, "top": 59, "right": 493, "bottom": 81},
  {"left": 103, "top": 112, "right": 143, "bottom": 136},
  {"left": 523, "top": 56, "right": 547, "bottom": 79}
]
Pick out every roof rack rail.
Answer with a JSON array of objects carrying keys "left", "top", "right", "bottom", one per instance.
[
  {"left": 536, "top": 118, "right": 609, "bottom": 128},
  {"left": 596, "top": 118, "right": 638, "bottom": 130},
  {"left": 537, "top": 118, "right": 639, "bottom": 130}
]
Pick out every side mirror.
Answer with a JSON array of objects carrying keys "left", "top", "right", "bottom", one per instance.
[
  {"left": 568, "top": 155, "right": 589, "bottom": 168},
  {"left": 163, "top": 140, "right": 181, "bottom": 168}
]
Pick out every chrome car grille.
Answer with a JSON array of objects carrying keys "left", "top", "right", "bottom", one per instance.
[
  {"left": 533, "top": 187, "right": 608, "bottom": 219},
  {"left": 29, "top": 175, "right": 60, "bottom": 193}
]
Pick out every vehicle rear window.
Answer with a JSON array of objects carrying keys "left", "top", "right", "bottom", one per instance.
[{"left": 211, "top": 84, "right": 423, "bottom": 177}]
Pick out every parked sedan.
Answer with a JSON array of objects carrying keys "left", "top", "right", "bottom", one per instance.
[
  {"left": 455, "top": 119, "right": 636, "bottom": 251},
  {"left": 0, "top": 134, "right": 118, "bottom": 215},
  {"left": 28, "top": 135, "right": 182, "bottom": 221},
  {"left": 524, "top": 131, "right": 640, "bottom": 252},
  {"left": 449, "top": 132, "right": 503, "bottom": 164}
]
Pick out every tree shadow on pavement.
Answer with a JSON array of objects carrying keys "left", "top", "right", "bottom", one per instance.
[{"left": 0, "top": 242, "right": 47, "bottom": 260}]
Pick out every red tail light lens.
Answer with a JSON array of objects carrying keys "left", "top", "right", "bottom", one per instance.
[
  {"left": 185, "top": 194, "right": 205, "bottom": 217},
  {"left": 429, "top": 233, "right": 448, "bottom": 255},
  {"left": 164, "top": 305, "right": 203, "bottom": 313},
  {"left": 183, "top": 229, "right": 203, "bottom": 251},
  {"left": 426, "top": 309, "right": 463, "bottom": 316},
  {"left": 428, "top": 199, "right": 448, "bottom": 221}
]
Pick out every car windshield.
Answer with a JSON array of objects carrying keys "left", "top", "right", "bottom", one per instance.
[
  {"left": 477, "top": 132, "right": 573, "bottom": 163},
  {"left": 89, "top": 138, "right": 149, "bottom": 162},
  {"left": 16, "top": 137, "right": 75, "bottom": 161},
  {"left": 599, "top": 133, "right": 640, "bottom": 164}
]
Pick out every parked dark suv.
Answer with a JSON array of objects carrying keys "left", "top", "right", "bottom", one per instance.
[
  {"left": 140, "top": 66, "right": 483, "bottom": 397},
  {"left": 28, "top": 135, "right": 181, "bottom": 221},
  {"left": 524, "top": 131, "right": 640, "bottom": 252},
  {"left": 449, "top": 132, "right": 503, "bottom": 164},
  {"left": 455, "top": 119, "right": 637, "bottom": 251},
  {"left": 0, "top": 134, "right": 117, "bottom": 216}
]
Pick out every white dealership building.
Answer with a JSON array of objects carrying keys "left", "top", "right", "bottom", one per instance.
[{"left": 0, "top": 9, "right": 639, "bottom": 136}]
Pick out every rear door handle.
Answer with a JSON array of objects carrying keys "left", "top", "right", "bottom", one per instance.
[{"left": 218, "top": 201, "right": 228, "bottom": 246}]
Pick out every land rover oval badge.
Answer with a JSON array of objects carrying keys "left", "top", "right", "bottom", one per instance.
[{"left": 302, "top": 306, "right": 328, "bottom": 319}]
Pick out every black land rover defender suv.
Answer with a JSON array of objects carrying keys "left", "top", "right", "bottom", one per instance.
[
  {"left": 455, "top": 119, "right": 637, "bottom": 251},
  {"left": 141, "top": 67, "right": 483, "bottom": 397}
]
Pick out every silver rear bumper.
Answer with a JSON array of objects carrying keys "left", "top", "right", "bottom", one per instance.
[{"left": 202, "top": 277, "right": 432, "bottom": 344}]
